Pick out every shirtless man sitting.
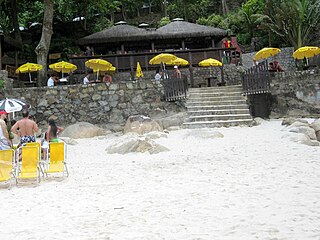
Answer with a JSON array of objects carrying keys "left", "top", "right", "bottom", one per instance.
[{"left": 11, "top": 109, "right": 39, "bottom": 147}]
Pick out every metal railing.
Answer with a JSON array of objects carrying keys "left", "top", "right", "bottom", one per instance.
[
  {"left": 242, "top": 60, "right": 271, "bottom": 95},
  {"left": 162, "top": 76, "right": 188, "bottom": 101}
]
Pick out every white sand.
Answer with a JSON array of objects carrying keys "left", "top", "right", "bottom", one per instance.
[{"left": 1, "top": 119, "right": 320, "bottom": 240}]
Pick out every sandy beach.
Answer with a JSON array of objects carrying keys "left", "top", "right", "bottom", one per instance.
[{"left": 1, "top": 119, "right": 320, "bottom": 240}]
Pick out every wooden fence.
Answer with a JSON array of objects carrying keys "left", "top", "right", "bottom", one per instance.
[
  {"left": 69, "top": 47, "right": 239, "bottom": 74},
  {"left": 162, "top": 76, "right": 188, "bottom": 101},
  {"left": 242, "top": 60, "right": 271, "bottom": 95}
]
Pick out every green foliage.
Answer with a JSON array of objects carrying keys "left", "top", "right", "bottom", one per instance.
[
  {"left": 0, "top": 79, "right": 5, "bottom": 90},
  {"left": 256, "top": 0, "right": 320, "bottom": 48},
  {"left": 18, "top": 1, "right": 44, "bottom": 27},
  {"left": 92, "top": 17, "right": 113, "bottom": 32},
  {"left": 157, "top": 17, "right": 170, "bottom": 27},
  {"left": 197, "top": 14, "right": 224, "bottom": 27}
]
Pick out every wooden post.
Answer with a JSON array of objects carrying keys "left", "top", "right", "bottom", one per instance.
[
  {"left": 121, "top": 44, "right": 125, "bottom": 54},
  {"left": 220, "top": 66, "right": 225, "bottom": 84},
  {"left": 115, "top": 56, "right": 119, "bottom": 71},
  {"left": 211, "top": 38, "right": 215, "bottom": 48},
  {"left": 181, "top": 40, "right": 185, "bottom": 50},
  {"left": 188, "top": 51, "right": 194, "bottom": 87}
]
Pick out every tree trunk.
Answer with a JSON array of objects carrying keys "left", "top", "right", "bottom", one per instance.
[
  {"left": 163, "top": 0, "right": 168, "bottom": 17},
  {"left": 148, "top": 0, "right": 152, "bottom": 14},
  {"left": 35, "top": 0, "right": 54, "bottom": 87},
  {"left": 10, "top": 0, "right": 22, "bottom": 44},
  {"left": 137, "top": 7, "right": 140, "bottom": 18},
  {"left": 121, "top": 2, "right": 126, "bottom": 20},
  {"left": 221, "top": 0, "right": 228, "bottom": 16},
  {"left": 110, "top": 11, "right": 115, "bottom": 24}
]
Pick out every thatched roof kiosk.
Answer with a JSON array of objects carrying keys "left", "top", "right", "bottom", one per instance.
[
  {"left": 78, "top": 22, "right": 152, "bottom": 54},
  {"left": 78, "top": 19, "right": 228, "bottom": 54},
  {"left": 154, "top": 19, "right": 227, "bottom": 50}
]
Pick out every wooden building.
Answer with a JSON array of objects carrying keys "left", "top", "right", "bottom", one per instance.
[{"left": 78, "top": 19, "right": 228, "bottom": 54}]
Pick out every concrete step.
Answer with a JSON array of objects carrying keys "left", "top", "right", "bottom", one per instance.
[
  {"left": 182, "top": 119, "right": 253, "bottom": 128},
  {"left": 189, "top": 91, "right": 243, "bottom": 98},
  {"left": 188, "top": 95, "right": 245, "bottom": 102},
  {"left": 186, "top": 114, "right": 252, "bottom": 122},
  {"left": 187, "top": 104, "right": 249, "bottom": 111},
  {"left": 186, "top": 99, "right": 247, "bottom": 106},
  {"left": 188, "top": 109, "right": 250, "bottom": 116},
  {"left": 189, "top": 86, "right": 242, "bottom": 93}
]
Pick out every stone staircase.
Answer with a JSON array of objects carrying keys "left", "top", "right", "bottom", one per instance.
[{"left": 183, "top": 85, "right": 253, "bottom": 128}]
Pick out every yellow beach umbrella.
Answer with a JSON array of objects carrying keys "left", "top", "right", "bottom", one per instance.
[
  {"left": 15, "top": 62, "right": 43, "bottom": 83},
  {"left": 49, "top": 61, "right": 77, "bottom": 78},
  {"left": 199, "top": 58, "right": 223, "bottom": 67},
  {"left": 85, "top": 59, "right": 113, "bottom": 80},
  {"left": 94, "top": 66, "right": 116, "bottom": 75},
  {"left": 149, "top": 53, "right": 177, "bottom": 65},
  {"left": 135, "top": 62, "right": 144, "bottom": 78},
  {"left": 168, "top": 57, "right": 189, "bottom": 66},
  {"left": 293, "top": 46, "right": 320, "bottom": 60},
  {"left": 254, "top": 47, "right": 281, "bottom": 61}
]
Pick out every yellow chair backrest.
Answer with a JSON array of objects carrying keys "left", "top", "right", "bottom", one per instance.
[
  {"left": 19, "top": 146, "right": 39, "bottom": 179},
  {"left": 26, "top": 142, "right": 41, "bottom": 154},
  {"left": 0, "top": 149, "right": 14, "bottom": 182},
  {"left": 48, "top": 142, "right": 65, "bottom": 173}
]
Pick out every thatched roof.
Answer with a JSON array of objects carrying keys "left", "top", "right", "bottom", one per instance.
[
  {"left": 78, "top": 20, "right": 227, "bottom": 45},
  {"left": 156, "top": 21, "right": 227, "bottom": 39},
  {"left": 78, "top": 24, "right": 149, "bottom": 45}
]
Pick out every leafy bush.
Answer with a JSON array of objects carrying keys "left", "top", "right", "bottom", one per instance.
[{"left": 157, "top": 17, "right": 171, "bottom": 27}]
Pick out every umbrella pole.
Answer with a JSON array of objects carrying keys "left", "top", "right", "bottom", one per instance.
[
  {"left": 29, "top": 72, "right": 32, "bottom": 83},
  {"left": 97, "top": 70, "right": 99, "bottom": 81}
]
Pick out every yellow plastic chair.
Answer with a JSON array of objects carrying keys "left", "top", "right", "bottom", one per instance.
[
  {"left": 26, "top": 142, "right": 45, "bottom": 177},
  {"left": 17, "top": 146, "right": 40, "bottom": 183},
  {"left": 0, "top": 149, "right": 15, "bottom": 188},
  {"left": 45, "top": 142, "right": 69, "bottom": 177}
]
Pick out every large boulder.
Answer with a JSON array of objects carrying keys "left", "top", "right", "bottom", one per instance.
[
  {"left": 105, "top": 133, "right": 169, "bottom": 154},
  {"left": 155, "top": 112, "right": 187, "bottom": 129},
  {"left": 60, "top": 122, "right": 106, "bottom": 139},
  {"left": 287, "top": 126, "right": 317, "bottom": 140},
  {"left": 282, "top": 133, "right": 319, "bottom": 146},
  {"left": 310, "top": 119, "right": 320, "bottom": 132},
  {"left": 281, "top": 117, "right": 309, "bottom": 126},
  {"left": 124, "top": 115, "right": 163, "bottom": 135}
]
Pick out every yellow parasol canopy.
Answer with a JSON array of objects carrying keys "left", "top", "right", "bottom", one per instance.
[
  {"left": 149, "top": 53, "right": 177, "bottom": 65},
  {"left": 15, "top": 62, "right": 43, "bottom": 83},
  {"left": 293, "top": 46, "right": 320, "bottom": 59},
  {"left": 49, "top": 61, "right": 77, "bottom": 73},
  {"left": 168, "top": 57, "right": 189, "bottom": 66},
  {"left": 93, "top": 66, "right": 116, "bottom": 75},
  {"left": 85, "top": 59, "right": 113, "bottom": 71},
  {"left": 16, "top": 62, "right": 42, "bottom": 74},
  {"left": 254, "top": 47, "right": 281, "bottom": 61},
  {"left": 198, "top": 58, "right": 223, "bottom": 67},
  {"left": 85, "top": 59, "right": 113, "bottom": 80},
  {"left": 135, "top": 62, "right": 144, "bottom": 78}
]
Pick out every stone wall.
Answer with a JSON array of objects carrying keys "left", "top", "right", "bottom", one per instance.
[
  {"left": 5, "top": 80, "right": 185, "bottom": 127},
  {"left": 73, "top": 64, "right": 244, "bottom": 89},
  {"left": 242, "top": 47, "right": 296, "bottom": 71},
  {"left": 270, "top": 69, "right": 320, "bottom": 117},
  {"left": 0, "top": 70, "right": 14, "bottom": 91}
]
